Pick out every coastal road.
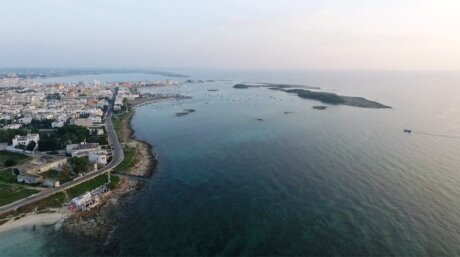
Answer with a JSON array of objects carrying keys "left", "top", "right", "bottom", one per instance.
[{"left": 0, "top": 91, "right": 125, "bottom": 215}]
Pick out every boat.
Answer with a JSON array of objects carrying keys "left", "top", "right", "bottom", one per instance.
[{"left": 404, "top": 129, "right": 412, "bottom": 133}]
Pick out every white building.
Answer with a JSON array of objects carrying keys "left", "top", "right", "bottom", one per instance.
[
  {"left": 17, "top": 173, "right": 43, "bottom": 184},
  {"left": 88, "top": 150, "right": 108, "bottom": 165},
  {"left": 88, "top": 115, "right": 102, "bottom": 123},
  {"left": 66, "top": 142, "right": 100, "bottom": 157},
  {"left": 42, "top": 178, "right": 60, "bottom": 188},
  {"left": 52, "top": 121, "right": 65, "bottom": 128},
  {"left": 12, "top": 134, "right": 40, "bottom": 147},
  {"left": 71, "top": 192, "right": 92, "bottom": 207},
  {"left": 3, "top": 124, "right": 22, "bottom": 130},
  {"left": 18, "top": 117, "right": 32, "bottom": 124}
]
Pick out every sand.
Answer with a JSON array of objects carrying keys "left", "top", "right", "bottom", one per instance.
[{"left": 0, "top": 211, "right": 68, "bottom": 233}]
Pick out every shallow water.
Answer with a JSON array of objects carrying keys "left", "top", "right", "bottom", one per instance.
[{"left": 1, "top": 70, "right": 460, "bottom": 256}]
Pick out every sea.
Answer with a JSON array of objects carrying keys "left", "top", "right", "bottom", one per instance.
[{"left": 1, "top": 70, "right": 460, "bottom": 256}]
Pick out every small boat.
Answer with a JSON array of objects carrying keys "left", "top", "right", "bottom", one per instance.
[{"left": 404, "top": 129, "right": 412, "bottom": 133}]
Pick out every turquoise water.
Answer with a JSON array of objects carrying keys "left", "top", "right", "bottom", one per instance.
[{"left": 1, "top": 71, "right": 460, "bottom": 256}]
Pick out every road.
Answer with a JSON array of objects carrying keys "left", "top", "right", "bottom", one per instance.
[{"left": 0, "top": 91, "right": 124, "bottom": 215}]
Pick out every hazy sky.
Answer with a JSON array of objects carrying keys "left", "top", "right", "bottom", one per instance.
[{"left": 1, "top": 0, "right": 460, "bottom": 70}]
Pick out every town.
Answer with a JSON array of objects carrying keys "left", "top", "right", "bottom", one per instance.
[{"left": 0, "top": 77, "right": 176, "bottom": 212}]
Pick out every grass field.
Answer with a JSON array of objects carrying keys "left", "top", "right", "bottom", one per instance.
[
  {"left": 17, "top": 192, "right": 66, "bottom": 213},
  {"left": 112, "top": 103, "right": 133, "bottom": 143},
  {"left": 66, "top": 174, "right": 120, "bottom": 199},
  {"left": 112, "top": 115, "right": 124, "bottom": 142},
  {"left": 115, "top": 147, "right": 137, "bottom": 173},
  {"left": 0, "top": 184, "right": 40, "bottom": 207},
  {"left": 0, "top": 151, "right": 30, "bottom": 168},
  {"left": 0, "top": 170, "right": 17, "bottom": 183}
]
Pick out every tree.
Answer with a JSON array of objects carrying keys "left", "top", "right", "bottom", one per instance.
[
  {"left": 26, "top": 140, "right": 37, "bottom": 151},
  {"left": 68, "top": 157, "right": 90, "bottom": 174},
  {"left": 4, "top": 159, "right": 17, "bottom": 167},
  {"left": 0, "top": 129, "right": 27, "bottom": 144},
  {"left": 60, "top": 164, "right": 72, "bottom": 180},
  {"left": 57, "top": 125, "right": 87, "bottom": 143},
  {"left": 38, "top": 138, "right": 61, "bottom": 151}
]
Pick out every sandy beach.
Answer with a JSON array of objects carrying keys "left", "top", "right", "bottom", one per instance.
[{"left": 0, "top": 210, "right": 67, "bottom": 233}]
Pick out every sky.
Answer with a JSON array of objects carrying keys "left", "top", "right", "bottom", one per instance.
[{"left": 1, "top": 0, "right": 460, "bottom": 70}]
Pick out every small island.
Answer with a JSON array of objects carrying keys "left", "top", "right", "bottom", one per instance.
[
  {"left": 233, "top": 83, "right": 319, "bottom": 90},
  {"left": 313, "top": 106, "right": 327, "bottom": 110},
  {"left": 233, "top": 84, "right": 250, "bottom": 89},
  {"left": 282, "top": 89, "right": 390, "bottom": 108},
  {"left": 273, "top": 88, "right": 391, "bottom": 109},
  {"left": 233, "top": 83, "right": 390, "bottom": 109},
  {"left": 176, "top": 109, "right": 196, "bottom": 117}
]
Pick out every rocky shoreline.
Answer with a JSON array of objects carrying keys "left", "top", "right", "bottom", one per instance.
[{"left": 62, "top": 101, "right": 158, "bottom": 244}]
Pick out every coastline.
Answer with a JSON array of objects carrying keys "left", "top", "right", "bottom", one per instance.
[
  {"left": 0, "top": 95, "right": 179, "bottom": 246},
  {"left": 60, "top": 99, "right": 159, "bottom": 242},
  {"left": 125, "top": 103, "right": 157, "bottom": 177},
  {"left": 0, "top": 209, "right": 67, "bottom": 233},
  {"left": 0, "top": 100, "right": 158, "bottom": 242}
]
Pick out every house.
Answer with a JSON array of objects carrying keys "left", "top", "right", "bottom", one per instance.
[
  {"left": 66, "top": 142, "right": 100, "bottom": 157},
  {"left": 51, "top": 121, "right": 65, "bottom": 128},
  {"left": 17, "top": 173, "right": 43, "bottom": 184},
  {"left": 71, "top": 192, "right": 92, "bottom": 207},
  {"left": 42, "top": 178, "right": 60, "bottom": 188},
  {"left": 18, "top": 117, "right": 32, "bottom": 124},
  {"left": 88, "top": 150, "right": 108, "bottom": 165},
  {"left": 70, "top": 185, "right": 109, "bottom": 211},
  {"left": 88, "top": 115, "right": 102, "bottom": 123},
  {"left": 12, "top": 134, "right": 40, "bottom": 147},
  {"left": 3, "top": 124, "right": 22, "bottom": 130},
  {"left": 70, "top": 118, "right": 93, "bottom": 128},
  {"left": 88, "top": 128, "right": 104, "bottom": 136}
]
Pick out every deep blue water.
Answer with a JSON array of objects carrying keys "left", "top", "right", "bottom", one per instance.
[{"left": 1, "top": 70, "right": 460, "bottom": 256}]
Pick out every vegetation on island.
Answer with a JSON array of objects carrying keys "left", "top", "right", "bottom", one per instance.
[
  {"left": 233, "top": 84, "right": 250, "bottom": 89},
  {"left": 313, "top": 106, "right": 328, "bottom": 110},
  {"left": 176, "top": 109, "right": 196, "bottom": 117},
  {"left": 284, "top": 89, "right": 345, "bottom": 104},
  {"left": 234, "top": 83, "right": 320, "bottom": 90},
  {"left": 274, "top": 88, "right": 391, "bottom": 109},
  {"left": 233, "top": 82, "right": 390, "bottom": 108}
]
